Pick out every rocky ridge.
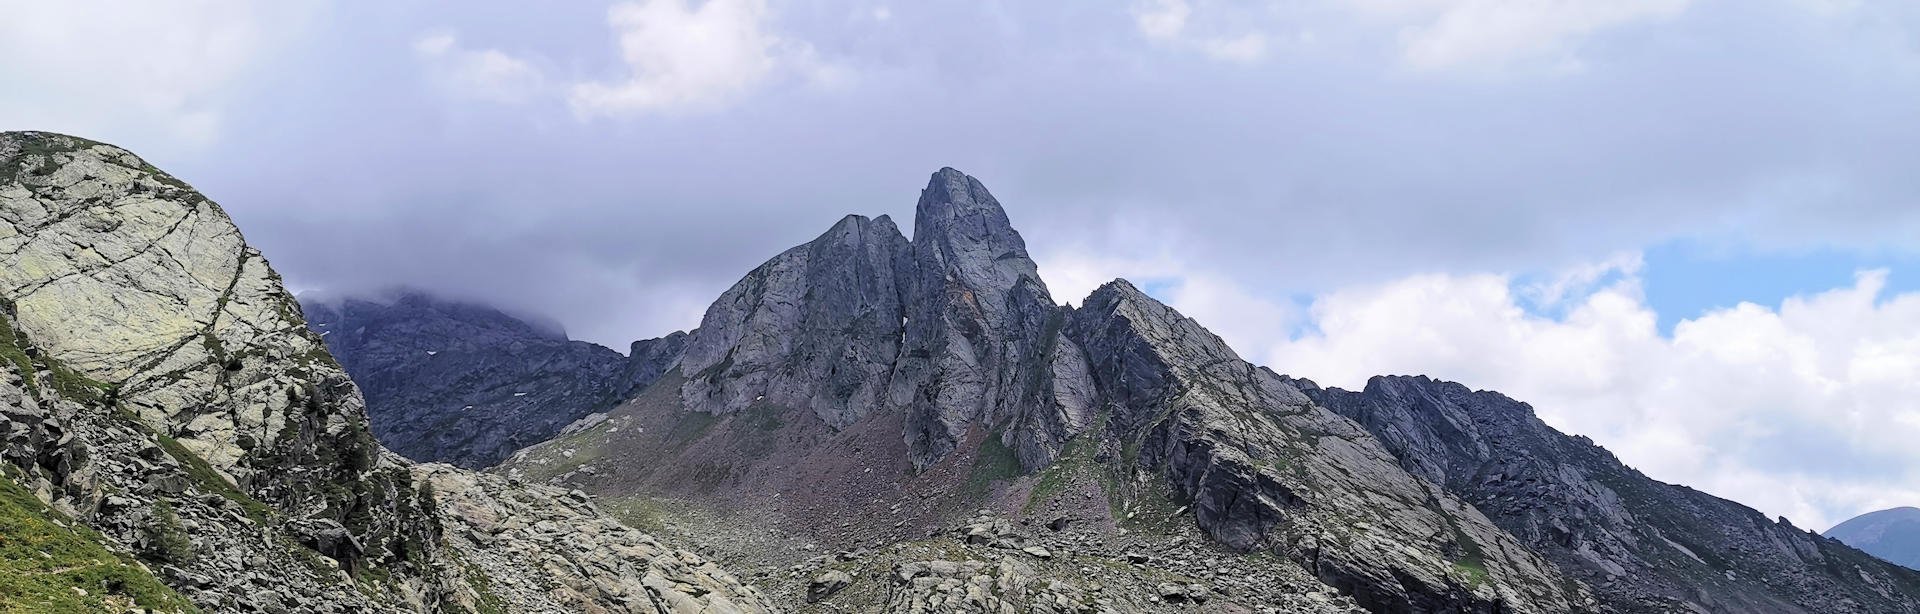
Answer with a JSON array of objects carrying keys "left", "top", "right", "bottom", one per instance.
[
  {"left": 302, "top": 291, "right": 688, "bottom": 468},
  {"left": 0, "top": 131, "right": 771, "bottom": 613},
  {"left": 1306, "top": 375, "right": 1920, "bottom": 613},
  {"left": 506, "top": 168, "right": 1600, "bottom": 612}
]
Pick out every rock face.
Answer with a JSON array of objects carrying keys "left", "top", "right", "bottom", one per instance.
[
  {"left": 494, "top": 166, "right": 1920, "bottom": 613},
  {"left": 0, "top": 131, "right": 772, "bottom": 613},
  {"left": 891, "top": 170, "right": 1096, "bottom": 471},
  {"left": 673, "top": 171, "right": 1093, "bottom": 471},
  {"left": 506, "top": 168, "right": 1586, "bottom": 612},
  {"left": 677, "top": 213, "right": 912, "bottom": 430},
  {"left": 1829, "top": 507, "right": 1920, "bottom": 571},
  {"left": 1308, "top": 375, "right": 1920, "bottom": 613},
  {"left": 1065, "top": 282, "right": 1585, "bottom": 612},
  {"left": 303, "top": 290, "right": 687, "bottom": 468}
]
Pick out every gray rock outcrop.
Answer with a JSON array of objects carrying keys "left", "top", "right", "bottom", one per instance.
[
  {"left": 1309, "top": 375, "right": 1920, "bottom": 613},
  {"left": 0, "top": 131, "right": 774, "bottom": 613},
  {"left": 674, "top": 169, "right": 1093, "bottom": 471},
  {"left": 677, "top": 213, "right": 912, "bottom": 430},
  {"left": 1065, "top": 281, "right": 1587, "bottom": 612}
]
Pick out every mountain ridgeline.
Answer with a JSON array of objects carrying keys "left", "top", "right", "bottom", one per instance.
[
  {"left": 485, "top": 167, "right": 1920, "bottom": 612},
  {"left": 300, "top": 291, "right": 688, "bottom": 468},
  {"left": 19, "top": 125, "right": 1912, "bottom": 614},
  {"left": 1828, "top": 507, "right": 1920, "bottom": 571}
]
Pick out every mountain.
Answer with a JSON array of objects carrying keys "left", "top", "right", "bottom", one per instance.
[
  {"left": 505, "top": 169, "right": 1572, "bottom": 612},
  {"left": 1829, "top": 507, "right": 1920, "bottom": 570},
  {"left": 0, "top": 131, "right": 770, "bottom": 612},
  {"left": 1304, "top": 374, "right": 1920, "bottom": 612},
  {"left": 496, "top": 167, "right": 1920, "bottom": 613},
  {"left": 300, "top": 290, "right": 688, "bottom": 468}
]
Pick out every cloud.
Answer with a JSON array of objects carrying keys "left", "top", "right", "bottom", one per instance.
[
  {"left": 1242, "top": 260, "right": 1920, "bottom": 529},
  {"left": 0, "top": 0, "right": 316, "bottom": 145},
  {"left": 569, "top": 0, "right": 829, "bottom": 117},
  {"left": 1133, "top": 0, "right": 1192, "bottom": 41},
  {"left": 412, "top": 31, "right": 545, "bottom": 103},
  {"left": 1346, "top": 0, "right": 1692, "bottom": 71},
  {"left": 1129, "top": 0, "right": 1268, "bottom": 63}
]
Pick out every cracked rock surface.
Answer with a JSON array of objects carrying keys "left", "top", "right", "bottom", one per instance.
[
  {"left": 0, "top": 131, "right": 774, "bottom": 613},
  {"left": 1308, "top": 375, "right": 1920, "bottom": 613}
]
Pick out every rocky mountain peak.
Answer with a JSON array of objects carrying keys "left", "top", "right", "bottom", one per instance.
[{"left": 909, "top": 167, "right": 1050, "bottom": 308}]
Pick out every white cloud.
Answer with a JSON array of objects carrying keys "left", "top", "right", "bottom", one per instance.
[
  {"left": 1345, "top": 0, "right": 1692, "bottom": 71},
  {"left": 569, "top": 0, "right": 829, "bottom": 117},
  {"left": 1133, "top": 0, "right": 1192, "bottom": 41},
  {"left": 0, "top": 0, "right": 315, "bottom": 145},
  {"left": 1129, "top": 0, "right": 1268, "bottom": 64},
  {"left": 1198, "top": 33, "right": 1269, "bottom": 63},
  {"left": 412, "top": 31, "right": 545, "bottom": 104},
  {"left": 1239, "top": 262, "right": 1920, "bottom": 530}
]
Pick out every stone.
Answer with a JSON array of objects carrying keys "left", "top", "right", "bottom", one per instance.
[{"left": 807, "top": 569, "right": 853, "bottom": 603}]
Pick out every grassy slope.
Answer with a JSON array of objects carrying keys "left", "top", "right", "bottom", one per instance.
[{"left": 0, "top": 471, "right": 196, "bottom": 613}]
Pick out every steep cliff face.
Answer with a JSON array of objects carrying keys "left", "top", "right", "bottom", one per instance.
[
  {"left": 676, "top": 213, "right": 912, "bottom": 430},
  {"left": 303, "top": 291, "right": 686, "bottom": 468},
  {"left": 887, "top": 169, "right": 1096, "bottom": 470},
  {"left": 1063, "top": 281, "right": 1585, "bottom": 612},
  {"left": 0, "top": 131, "right": 772, "bottom": 613},
  {"left": 1308, "top": 375, "right": 1920, "bottom": 613},
  {"left": 670, "top": 171, "right": 1093, "bottom": 471}
]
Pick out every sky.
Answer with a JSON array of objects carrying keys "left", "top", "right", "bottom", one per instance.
[{"left": 4, "top": 0, "right": 1920, "bottom": 530}]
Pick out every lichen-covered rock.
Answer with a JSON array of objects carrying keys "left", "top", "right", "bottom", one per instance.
[{"left": 0, "top": 131, "right": 773, "bottom": 613}]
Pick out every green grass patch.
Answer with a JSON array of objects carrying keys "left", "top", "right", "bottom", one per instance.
[
  {"left": 1024, "top": 433, "right": 1097, "bottom": 514},
  {"left": 151, "top": 432, "right": 273, "bottom": 525},
  {"left": 452, "top": 552, "right": 506, "bottom": 614},
  {"left": 0, "top": 311, "right": 37, "bottom": 400},
  {"left": 663, "top": 410, "right": 719, "bottom": 445},
  {"left": 961, "top": 436, "right": 1023, "bottom": 501},
  {"left": 601, "top": 496, "right": 670, "bottom": 534},
  {"left": 0, "top": 475, "right": 197, "bottom": 613}
]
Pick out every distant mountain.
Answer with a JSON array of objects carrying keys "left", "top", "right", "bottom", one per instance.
[
  {"left": 1829, "top": 507, "right": 1920, "bottom": 570},
  {"left": 301, "top": 290, "right": 688, "bottom": 468}
]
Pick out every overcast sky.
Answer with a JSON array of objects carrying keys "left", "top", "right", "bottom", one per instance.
[{"left": 6, "top": 0, "right": 1920, "bottom": 530}]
